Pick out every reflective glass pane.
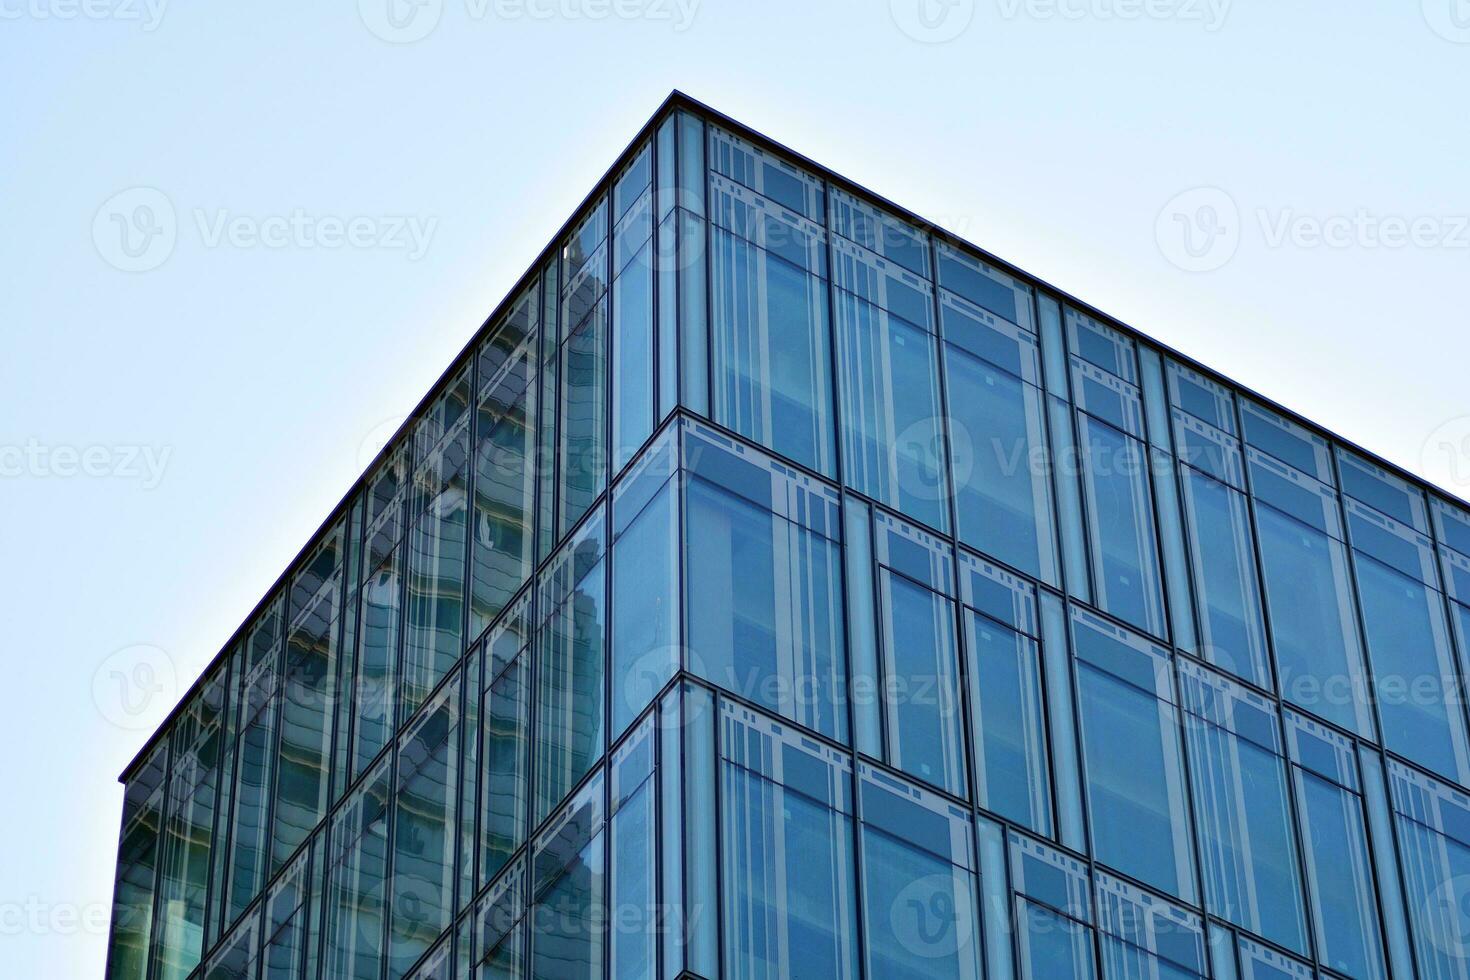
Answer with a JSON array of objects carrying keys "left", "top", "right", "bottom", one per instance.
[
  {"left": 965, "top": 607, "right": 1051, "bottom": 834},
  {"left": 1078, "top": 416, "right": 1167, "bottom": 638}
]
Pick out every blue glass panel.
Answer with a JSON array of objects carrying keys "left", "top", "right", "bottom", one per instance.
[
  {"left": 534, "top": 513, "right": 607, "bottom": 822},
  {"left": 1073, "top": 611, "right": 1196, "bottom": 902},
  {"left": 1254, "top": 501, "right": 1372, "bottom": 735},
  {"left": 1442, "top": 546, "right": 1470, "bottom": 604},
  {"left": 1072, "top": 358, "right": 1146, "bottom": 439},
  {"left": 323, "top": 758, "right": 391, "bottom": 980},
  {"left": 707, "top": 124, "right": 825, "bottom": 222},
  {"left": 1346, "top": 498, "right": 1439, "bottom": 585},
  {"left": 831, "top": 237, "right": 934, "bottom": 333},
  {"left": 1389, "top": 760, "right": 1470, "bottom": 980},
  {"left": 1292, "top": 766, "right": 1386, "bottom": 980},
  {"left": 1355, "top": 552, "right": 1470, "bottom": 784},
  {"left": 1179, "top": 466, "right": 1271, "bottom": 688},
  {"left": 684, "top": 430, "right": 847, "bottom": 742},
  {"left": 610, "top": 722, "right": 656, "bottom": 980},
  {"left": 1172, "top": 409, "right": 1245, "bottom": 488},
  {"left": 720, "top": 702, "right": 858, "bottom": 979},
  {"left": 1235, "top": 937, "right": 1313, "bottom": 980},
  {"left": 1178, "top": 661, "right": 1306, "bottom": 953},
  {"left": 965, "top": 608, "right": 1051, "bottom": 834},
  {"left": 835, "top": 290, "right": 950, "bottom": 532},
  {"left": 107, "top": 747, "right": 166, "bottom": 980},
  {"left": 939, "top": 289, "right": 1042, "bottom": 385},
  {"left": 946, "top": 345, "right": 1058, "bottom": 583},
  {"left": 1066, "top": 309, "right": 1137, "bottom": 384},
  {"left": 1017, "top": 902, "right": 1097, "bottom": 980},
  {"left": 1247, "top": 447, "right": 1343, "bottom": 540},
  {"left": 1095, "top": 872, "right": 1207, "bottom": 980},
  {"left": 958, "top": 550, "right": 1037, "bottom": 635},
  {"left": 709, "top": 226, "right": 836, "bottom": 476},
  {"left": 829, "top": 187, "right": 931, "bottom": 279},
  {"left": 1166, "top": 362, "right": 1236, "bottom": 434},
  {"left": 935, "top": 242, "right": 1033, "bottom": 331},
  {"left": 1338, "top": 448, "right": 1430, "bottom": 533},
  {"left": 531, "top": 775, "right": 605, "bottom": 980},
  {"left": 612, "top": 238, "right": 654, "bottom": 472},
  {"left": 481, "top": 603, "right": 529, "bottom": 889},
  {"left": 1239, "top": 400, "right": 1334, "bottom": 485},
  {"left": 475, "top": 860, "right": 525, "bottom": 979},
  {"left": 1010, "top": 836, "right": 1096, "bottom": 980},
  {"left": 1010, "top": 831, "right": 1091, "bottom": 922},
  {"left": 1078, "top": 416, "right": 1168, "bottom": 638},
  {"left": 859, "top": 767, "right": 982, "bottom": 980},
  {"left": 1434, "top": 497, "right": 1470, "bottom": 558},
  {"left": 611, "top": 443, "right": 680, "bottom": 739},
  {"left": 708, "top": 173, "right": 828, "bottom": 277},
  {"left": 558, "top": 299, "right": 608, "bottom": 536}
]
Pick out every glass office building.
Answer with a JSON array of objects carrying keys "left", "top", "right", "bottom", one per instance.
[{"left": 106, "top": 93, "right": 1470, "bottom": 980}]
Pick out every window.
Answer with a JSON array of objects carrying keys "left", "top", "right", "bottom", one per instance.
[
  {"left": 833, "top": 239, "right": 950, "bottom": 532},
  {"left": 720, "top": 701, "right": 859, "bottom": 979},
  {"left": 944, "top": 333, "right": 1057, "bottom": 583},
  {"left": 1095, "top": 872, "right": 1207, "bottom": 980},
  {"left": 1178, "top": 466, "right": 1270, "bottom": 688},
  {"left": 559, "top": 202, "right": 610, "bottom": 536},
  {"left": 323, "top": 758, "right": 391, "bottom": 980},
  {"left": 610, "top": 433, "right": 680, "bottom": 739},
  {"left": 613, "top": 152, "right": 655, "bottom": 473},
  {"left": 152, "top": 673, "right": 226, "bottom": 980},
  {"left": 873, "top": 511, "right": 968, "bottom": 797},
  {"left": 1254, "top": 497, "right": 1372, "bottom": 735},
  {"left": 227, "top": 607, "right": 282, "bottom": 923},
  {"left": 859, "top": 766, "right": 982, "bottom": 980},
  {"left": 683, "top": 423, "right": 847, "bottom": 741},
  {"left": 1387, "top": 761, "right": 1470, "bottom": 980},
  {"left": 273, "top": 535, "right": 343, "bottom": 871},
  {"left": 610, "top": 721, "right": 658, "bottom": 980},
  {"left": 472, "top": 321, "right": 537, "bottom": 638},
  {"left": 1178, "top": 661, "right": 1307, "bottom": 953},
  {"left": 710, "top": 223, "right": 836, "bottom": 477},
  {"left": 534, "top": 512, "right": 606, "bottom": 822},
  {"left": 1010, "top": 833, "right": 1096, "bottom": 980},
  {"left": 531, "top": 774, "right": 606, "bottom": 980},
  {"left": 1073, "top": 609, "right": 1196, "bottom": 902},
  {"left": 960, "top": 553, "right": 1051, "bottom": 835},
  {"left": 1078, "top": 415, "right": 1168, "bottom": 638},
  {"left": 1283, "top": 711, "right": 1386, "bottom": 980},
  {"left": 389, "top": 679, "right": 460, "bottom": 979},
  {"left": 476, "top": 861, "right": 526, "bottom": 979},
  {"left": 261, "top": 849, "right": 311, "bottom": 979},
  {"left": 480, "top": 601, "right": 530, "bottom": 890},
  {"left": 106, "top": 747, "right": 166, "bottom": 980},
  {"left": 1355, "top": 549, "right": 1469, "bottom": 784}
]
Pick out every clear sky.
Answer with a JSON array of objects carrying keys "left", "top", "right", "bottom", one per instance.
[{"left": 3, "top": 1, "right": 1468, "bottom": 973}]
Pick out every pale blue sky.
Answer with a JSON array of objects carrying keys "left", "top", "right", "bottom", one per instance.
[{"left": 3, "top": 2, "right": 1468, "bottom": 974}]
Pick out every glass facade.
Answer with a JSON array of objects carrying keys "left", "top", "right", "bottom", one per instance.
[{"left": 107, "top": 95, "right": 1468, "bottom": 980}]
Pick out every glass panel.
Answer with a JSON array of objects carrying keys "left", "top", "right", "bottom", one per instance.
[
  {"left": 1291, "top": 764, "right": 1386, "bottom": 979},
  {"left": 613, "top": 231, "right": 655, "bottom": 473},
  {"left": 1094, "top": 872, "right": 1207, "bottom": 980},
  {"left": 476, "top": 861, "right": 525, "bottom": 980},
  {"left": 829, "top": 187, "right": 931, "bottom": 278},
  {"left": 1178, "top": 662, "right": 1307, "bottom": 953},
  {"left": 153, "top": 674, "right": 226, "bottom": 980},
  {"left": 1078, "top": 415, "right": 1167, "bottom": 638},
  {"left": 389, "top": 679, "right": 460, "bottom": 979},
  {"left": 1239, "top": 400, "right": 1334, "bottom": 485},
  {"left": 834, "top": 290, "right": 950, "bottom": 532},
  {"left": 403, "top": 429, "right": 469, "bottom": 718},
  {"left": 684, "top": 424, "right": 847, "bottom": 742},
  {"left": 228, "top": 647, "right": 280, "bottom": 922},
  {"left": 1254, "top": 501, "right": 1373, "bottom": 735},
  {"left": 1355, "top": 552, "right": 1470, "bottom": 784},
  {"left": 558, "top": 300, "right": 608, "bottom": 536},
  {"left": 610, "top": 724, "right": 657, "bottom": 980},
  {"left": 1390, "top": 761, "right": 1470, "bottom": 980},
  {"left": 471, "top": 328, "right": 537, "bottom": 639},
  {"left": 323, "top": 758, "right": 391, "bottom": 980},
  {"left": 707, "top": 124, "right": 825, "bottom": 222},
  {"left": 1016, "top": 901, "right": 1097, "bottom": 980},
  {"left": 106, "top": 747, "right": 166, "bottom": 980},
  {"left": 1178, "top": 466, "right": 1271, "bottom": 688},
  {"left": 720, "top": 701, "right": 858, "bottom": 980},
  {"left": 876, "top": 514, "right": 967, "bottom": 798},
  {"left": 611, "top": 436, "right": 680, "bottom": 738},
  {"left": 946, "top": 343, "right": 1058, "bottom": 582},
  {"left": 262, "top": 851, "right": 310, "bottom": 979},
  {"left": 531, "top": 775, "right": 606, "bottom": 980},
  {"left": 859, "top": 767, "right": 982, "bottom": 980},
  {"left": 481, "top": 604, "right": 530, "bottom": 889},
  {"left": 356, "top": 549, "right": 402, "bottom": 779},
  {"left": 709, "top": 225, "right": 836, "bottom": 477},
  {"left": 534, "top": 512, "right": 607, "bottom": 822},
  {"left": 935, "top": 242, "right": 1033, "bottom": 331},
  {"left": 1073, "top": 610, "right": 1196, "bottom": 902},
  {"left": 964, "top": 605, "right": 1051, "bottom": 834}
]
